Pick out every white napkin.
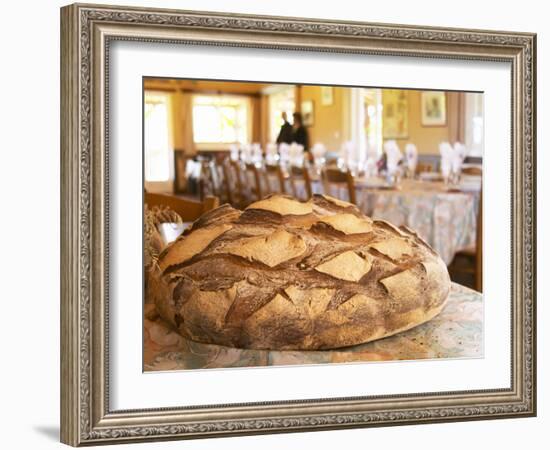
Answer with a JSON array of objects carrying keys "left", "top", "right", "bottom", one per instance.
[
  {"left": 240, "top": 144, "right": 252, "bottom": 163},
  {"left": 384, "top": 140, "right": 402, "bottom": 175},
  {"left": 341, "top": 141, "right": 359, "bottom": 169},
  {"left": 251, "top": 143, "right": 263, "bottom": 164},
  {"left": 311, "top": 142, "right": 327, "bottom": 160},
  {"left": 364, "top": 157, "right": 378, "bottom": 177},
  {"left": 289, "top": 143, "right": 304, "bottom": 167},
  {"left": 452, "top": 142, "right": 467, "bottom": 174},
  {"left": 229, "top": 144, "right": 239, "bottom": 161},
  {"left": 439, "top": 142, "right": 453, "bottom": 177},
  {"left": 265, "top": 143, "right": 278, "bottom": 164},
  {"left": 185, "top": 159, "right": 202, "bottom": 179},
  {"left": 405, "top": 143, "right": 418, "bottom": 172},
  {"left": 279, "top": 143, "right": 290, "bottom": 164}
]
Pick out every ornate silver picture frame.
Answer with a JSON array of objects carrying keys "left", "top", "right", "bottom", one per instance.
[{"left": 60, "top": 3, "right": 536, "bottom": 446}]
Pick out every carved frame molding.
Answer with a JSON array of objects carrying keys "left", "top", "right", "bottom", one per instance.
[{"left": 61, "top": 3, "right": 536, "bottom": 446}]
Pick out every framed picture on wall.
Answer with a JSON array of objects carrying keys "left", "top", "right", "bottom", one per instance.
[
  {"left": 61, "top": 3, "right": 536, "bottom": 446},
  {"left": 301, "top": 99, "right": 314, "bottom": 126},
  {"left": 382, "top": 89, "right": 409, "bottom": 138},
  {"left": 421, "top": 91, "right": 447, "bottom": 126}
]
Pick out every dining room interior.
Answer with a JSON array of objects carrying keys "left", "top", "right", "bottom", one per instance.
[
  {"left": 142, "top": 77, "right": 485, "bottom": 370},
  {"left": 143, "top": 77, "right": 483, "bottom": 293}
]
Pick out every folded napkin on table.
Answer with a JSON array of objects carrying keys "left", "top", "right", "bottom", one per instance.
[
  {"left": 240, "top": 144, "right": 252, "bottom": 163},
  {"left": 265, "top": 143, "right": 278, "bottom": 164},
  {"left": 251, "top": 143, "right": 263, "bottom": 164},
  {"left": 452, "top": 142, "right": 467, "bottom": 174},
  {"left": 278, "top": 143, "right": 290, "bottom": 164},
  {"left": 384, "top": 140, "right": 403, "bottom": 175},
  {"left": 342, "top": 141, "right": 362, "bottom": 171},
  {"left": 229, "top": 144, "right": 240, "bottom": 161},
  {"left": 405, "top": 143, "right": 418, "bottom": 173},
  {"left": 289, "top": 142, "right": 305, "bottom": 167},
  {"left": 311, "top": 142, "right": 327, "bottom": 160},
  {"left": 439, "top": 141, "right": 453, "bottom": 177}
]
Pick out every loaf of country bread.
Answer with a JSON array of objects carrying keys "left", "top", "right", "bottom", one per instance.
[{"left": 148, "top": 194, "right": 451, "bottom": 350}]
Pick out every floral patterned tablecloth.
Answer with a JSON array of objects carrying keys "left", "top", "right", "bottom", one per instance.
[
  {"left": 322, "top": 178, "right": 480, "bottom": 265},
  {"left": 144, "top": 282, "right": 483, "bottom": 372}
]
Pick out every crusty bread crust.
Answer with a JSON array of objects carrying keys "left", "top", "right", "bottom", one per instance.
[{"left": 149, "top": 194, "right": 451, "bottom": 350}]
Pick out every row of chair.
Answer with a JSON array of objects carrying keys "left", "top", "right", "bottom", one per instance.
[
  {"left": 201, "top": 158, "right": 482, "bottom": 210},
  {"left": 200, "top": 158, "right": 360, "bottom": 209}
]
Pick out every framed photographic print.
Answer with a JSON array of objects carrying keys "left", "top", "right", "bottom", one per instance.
[
  {"left": 421, "top": 91, "right": 447, "bottom": 126},
  {"left": 382, "top": 89, "right": 409, "bottom": 138},
  {"left": 61, "top": 3, "right": 536, "bottom": 446}
]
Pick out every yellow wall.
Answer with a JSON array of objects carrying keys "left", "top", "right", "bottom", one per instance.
[
  {"left": 300, "top": 86, "right": 456, "bottom": 154},
  {"left": 299, "top": 86, "right": 350, "bottom": 151},
  {"left": 154, "top": 85, "right": 459, "bottom": 158},
  {"left": 386, "top": 90, "right": 453, "bottom": 155}
]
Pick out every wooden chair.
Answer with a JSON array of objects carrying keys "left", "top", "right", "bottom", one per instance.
[
  {"left": 448, "top": 189, "right": 483, "bottom": 292},
  {"left": 221, "top": 160, "right": 236, "bottom": 206},
  {"left": 462, "top": 166, "right": 483, "bottom": 176},
  {"left": 264, "top": 164, "right": 287, "bottom": 194},
  {"left": 144, "top": 192, "right": 219, "bottom": 222},
  {"left": 416, "top": 162, "right": 434, "bottom": 173},
  {"left": 289, "top": 165, "right": 313, "bottom": 200},
  {"left": 245, "top": 163, "right": 264, "bottom": 201},
  {"left": 219, "top": 159, "right": 246, "bottom": 209},
  {"left": 322, "top": 168, "right": 356, "bottom": 204},
  {"left": 229, "top": 160, "right": 250, "bottom": 206},
  {"left": 201, "top": 159, "right": 227, "bottom": 203}
]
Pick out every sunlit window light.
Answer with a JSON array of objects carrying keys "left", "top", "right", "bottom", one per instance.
[
  {"left": 192, "top": 95, "right": 249, "bottom": 144},
  {"left": 144, "top": 93, "right": 171, "bottom": 182}
]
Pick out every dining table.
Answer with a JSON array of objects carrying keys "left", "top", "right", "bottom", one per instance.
[
  {"left": 355, "top": 176, "right": 480, "bottom": 265},
  {"left": 294, "top": 173, "right": 481, "bottom": 265},
  {"left": 167, "top": 170, "right": 481, "bottom": 266},
  {"left": 144, "top": 282, "right": 483, "bottom": 371}
]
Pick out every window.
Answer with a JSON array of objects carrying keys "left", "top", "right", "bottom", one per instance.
[
  {"left": 192, "top": 95, "right": 249, "bottom": 144},
  {"left": 144, "top": 92, "right": 171, "bottom": 182},
  {"left": 268, "top": 86, "right": 295, "bottom": 143},
  {"left": 349, "top": 88, "right": 383, "bottom": 162},
  {"left": 362, "top": 89, "right": 383, "bottom": 158},
  {"left": 465, "top": 93, "right": 484, "bottom": 157}
]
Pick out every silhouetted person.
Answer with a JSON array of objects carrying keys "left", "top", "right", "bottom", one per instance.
[
  {"left": 276, "top": 112, "right": 293, "bottom": 144},
  {"left": 292, "top": 112, "right": 309, "bottom": 152}
]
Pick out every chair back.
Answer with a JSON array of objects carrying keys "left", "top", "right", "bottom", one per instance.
[
  {"left": 221, "top": 159, "right": 235, "bottom": 206},
  {"left": 245, "top": 163, "right": 264, "bottom": 200},
  {"left": 416, "top": 162, "right": 434, "bottom": 173},
  {"left": 201, "top": 160, "right": 224, "bottom": 200},
  {"left": 290, "top": 165, "right": 313, "bottom": 200},
  {"left": 144, "top": 192, "right": 219, "bottom": 222},
  {"left": 264, "top": 164, "right": 286, "bottom": 194},
  {"left": 322, "top": 168, "right": 356, "bottom": 204},
  {"left": 229, "top": 160, "right": 248, "bottom": 203},
  {"left": 462, "top": 166, "right": 483, "bottom": 176}
]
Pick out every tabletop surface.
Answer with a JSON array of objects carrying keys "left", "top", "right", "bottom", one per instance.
[{"left": 144, "top": 282, "right": 483, "bottom": 372}]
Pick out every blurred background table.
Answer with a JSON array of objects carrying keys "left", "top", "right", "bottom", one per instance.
[
  {"left": 144, "top": 282, "right": 483, "bottom": 372},
  {"left": 324, "top": 176, "right": 480, "bottom": 265}
]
